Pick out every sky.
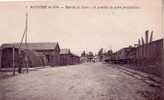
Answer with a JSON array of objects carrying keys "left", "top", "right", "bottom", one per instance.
[{"left": 0, "top": 0, "right": 163, "bottom": 55}]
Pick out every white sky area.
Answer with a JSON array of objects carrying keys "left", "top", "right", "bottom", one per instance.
[{"left": 0, "top": 0, "right": 163, "bottom": 55}]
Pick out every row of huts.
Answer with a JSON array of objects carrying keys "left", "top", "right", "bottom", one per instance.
[
  {"left": 108, "top": 38, "right": 163, "bottom": 65},
  {"left": 107, "top": 38, "right": 163, "bottom": 76},
  {"left": 103, "top": 30, "right": 163, "bottom": 76},
  {"left": 0, "top": 42, "right": 80, "bottom": 68}
]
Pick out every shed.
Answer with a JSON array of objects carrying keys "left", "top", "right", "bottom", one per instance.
[{"left": 0, "top": 42, "right": 60, "bottom": 67}]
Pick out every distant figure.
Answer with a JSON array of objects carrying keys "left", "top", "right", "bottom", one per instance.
[{"left": 18, "top": 66, "right": 22, "bottom": 73}]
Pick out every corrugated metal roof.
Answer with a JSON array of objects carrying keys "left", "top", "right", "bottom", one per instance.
[{"left": 1, "top": 42, "right": 59, "bottom": 50}]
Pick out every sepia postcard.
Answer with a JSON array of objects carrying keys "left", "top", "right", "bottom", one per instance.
[{"left": 0, "top": 0, "right": 163, "bottom": 100}]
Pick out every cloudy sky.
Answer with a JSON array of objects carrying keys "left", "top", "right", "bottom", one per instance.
[{"left": 0, "top": 0, "right": 163, "bottom": 55}]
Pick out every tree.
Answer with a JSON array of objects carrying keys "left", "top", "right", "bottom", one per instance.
[
  {"left": 81, "top": 50, "right": 86, "bottom": 57},
  {"left": 98, "top": 48, "right": 103, "bottom": 56},
  {"left": 106, "top": 50, "right": 113, "bottom": 56},
  {"left": 87, "top": 51, "right": 94, "bottom": 62},
  {"left": 98, "top": 48, "right": 104, "bottom": 61}
]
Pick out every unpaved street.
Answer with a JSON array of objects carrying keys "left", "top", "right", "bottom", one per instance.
[{"left": 0, "top": 63, "right": 160, "bottom": 100}]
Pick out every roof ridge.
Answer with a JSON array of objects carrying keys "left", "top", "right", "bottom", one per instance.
[{"left": 1, "top": 42, "right": 59, "bottom": 50}]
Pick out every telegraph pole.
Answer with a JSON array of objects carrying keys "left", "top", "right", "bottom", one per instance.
[
  {"left": 12, "top": 47, "right": 15, "bottom": 75},
  {"left": 16, "top": 12, "right": 29, "bottom": 75},
  {"left": 25, "top": 13, "right": 29, "bottom": 73}
]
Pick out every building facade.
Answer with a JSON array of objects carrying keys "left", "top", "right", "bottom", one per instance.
[
  {"left": 60, "top": 49, "right": 72, "bottom": 66},
  {"left": 60, "top": 49, "right": 80, "bottom": 66},
  {"left": 0, "top": 42, "right": 60, "bottom": 68},
  {"left": 71, "top": 54, "right": 80, "bottom": 64},
  {"left": 0, "top": 42, "right": 81, "bottom": 68}
]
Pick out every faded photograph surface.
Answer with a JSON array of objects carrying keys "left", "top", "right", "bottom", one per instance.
[{"left": 0, "top": 0, "right": 163, "bottom": 100}]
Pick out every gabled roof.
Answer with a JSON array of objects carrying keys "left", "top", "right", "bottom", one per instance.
[
  {"left": 60, "top": 49, "right": 71, "bottom": 55},
  {"left": 1, "top": 42, "right": 59, "bottom": 50}
]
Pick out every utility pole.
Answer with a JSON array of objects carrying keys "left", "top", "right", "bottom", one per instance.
[
  {"left": 13, "top": 47, "right": 15, "bottom": 75},
  {"left": 17, "top": 12, "right": 29, "bottom": 74},
  {"left": 25, "top": 13, "right": 29, "bottom": 73}
]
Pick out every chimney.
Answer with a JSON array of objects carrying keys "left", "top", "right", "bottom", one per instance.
[
  {"left": 150, "top": 31, "right": 153, "bottom": 43},
  {"left": 145, "top": 30, "right": 149, "bottom": 44}
]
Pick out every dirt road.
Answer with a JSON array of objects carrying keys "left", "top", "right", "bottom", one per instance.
[{"left": 0, "top": 63, "right": 160, "bottom": 100}]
